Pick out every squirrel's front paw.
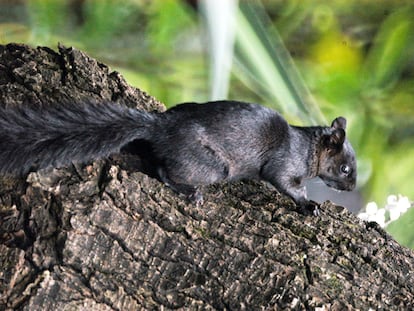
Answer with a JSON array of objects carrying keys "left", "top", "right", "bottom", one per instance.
[
  {"left": 188, "top": 189, "right": 204, "bottom": 207},
  {"left": 297, "top": 200, "right": 320, "bottom": 216}
]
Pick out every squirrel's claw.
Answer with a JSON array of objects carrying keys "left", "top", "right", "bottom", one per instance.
[
  {"left": 188, "top": 189, "right": 204, "bottom": 207},
  {"left": 297, "top": 200, "right": 320, "bottom": 217}
]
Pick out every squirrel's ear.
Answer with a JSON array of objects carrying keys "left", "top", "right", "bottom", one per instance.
[
  {"left": 323, "top": 128, "right": 346, "bottom": 151},
  {"left": 331, "top": 117, "right": 347, "bottom": 130}
]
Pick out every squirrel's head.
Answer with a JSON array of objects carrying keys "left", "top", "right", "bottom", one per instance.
[{"left": 317, "top": 117, "right": 357, "bottom": 192}]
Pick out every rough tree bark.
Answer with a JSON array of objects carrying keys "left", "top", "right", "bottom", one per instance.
[{"left": 0, "top": 43, "right": 414, "bottom": 310}]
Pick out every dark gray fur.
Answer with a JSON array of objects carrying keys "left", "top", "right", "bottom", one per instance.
[
  {"left": 0, "top": 100, "right": 356, "bottom": 214},
  {"left": 0, "top": 102, "right": 155, "bottom": 175}
]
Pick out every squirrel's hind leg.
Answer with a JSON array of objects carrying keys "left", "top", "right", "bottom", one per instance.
[{"left": 157, "top": 167, "right": 204, "bottom": 206}]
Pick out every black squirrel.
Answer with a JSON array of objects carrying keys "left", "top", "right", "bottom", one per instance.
[{"left": 0, "top": 100, "right": 356, "bottom": 215}]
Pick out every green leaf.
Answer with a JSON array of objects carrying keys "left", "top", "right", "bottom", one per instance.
[
  {"left": 362, "top": 7, "right": 414, "bottom": 89},
  {"left": 387, "top": 207, "right": 414, "bottom": 249},
  {"left": 234, "top": 0, "right": 325, "bottom": 124}
]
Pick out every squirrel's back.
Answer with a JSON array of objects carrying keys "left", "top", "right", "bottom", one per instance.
[
  {"left": 153, "top": 100, "right": 291, "bottom": 183},
  {"left": 0, "top": 102, "right": 155, "bottom": 175}
]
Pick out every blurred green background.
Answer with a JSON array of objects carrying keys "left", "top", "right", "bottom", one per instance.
[{"left": 1, "top": 0, "right": 414, "bottom": 246}]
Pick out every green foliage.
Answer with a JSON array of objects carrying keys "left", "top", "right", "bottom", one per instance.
[
  {"left": 362, "top": 7, "right": 414, "bottom": 89},
  {"left": 79, "top": 0, "right": 139, "bottom": 47},
  {"left": 146, "top": 0, "right": 194, "bottom": 54},
  {"left": 387, "top": 207, "right": 414, "bottom": 249},
  {"left": 27, "top": 0, "right": 70, "bottom": 45},
  {"left": 359, "top": 8, "right": 414, "bottom": 204},
  {"left": 234, "top": 0, "right": 325, "bottom": 124}
]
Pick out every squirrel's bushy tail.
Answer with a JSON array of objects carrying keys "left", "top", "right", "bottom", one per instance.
[{"left": 0, "top": 102, "right": 156, "bottom": 175}]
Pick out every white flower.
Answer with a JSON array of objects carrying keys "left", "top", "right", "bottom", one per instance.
[
  {"left": 358, "top": 194, "right": 412, "bottom": 228},
  {"left": 365, "top": 201, "right": 378, "bottom": 215}
]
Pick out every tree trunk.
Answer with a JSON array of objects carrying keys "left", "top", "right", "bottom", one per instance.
[{"left": 0, "top": 43, "right": 413, "bottom": 310}]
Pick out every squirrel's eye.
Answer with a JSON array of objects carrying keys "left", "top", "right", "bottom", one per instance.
[{"left": 340, "top": 164, "right": 350, "bottom": 175}]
